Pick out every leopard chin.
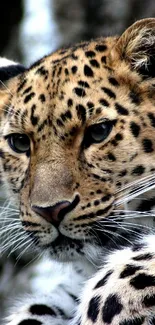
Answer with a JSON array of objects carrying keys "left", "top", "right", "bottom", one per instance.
[{"left": 45, "top": 234, "right": 85, "bottom": 261}]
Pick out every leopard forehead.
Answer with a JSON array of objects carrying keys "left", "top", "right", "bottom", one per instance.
[
  {"left": 8, "top": 38, "right": 118, "bottom": 136},
  {"left": 6, "top": 36, "right": 155, "bottom": 156}
]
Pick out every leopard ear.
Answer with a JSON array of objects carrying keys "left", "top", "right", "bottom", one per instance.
[
  {"left": 111, "top": 18, "right": 155, "bottom": 78},
  {"left": 0, "top": 58, "right": 26, "bottom": 111},
  {"left": 0, "top": 57, "right": 26, "bottom": 83}
]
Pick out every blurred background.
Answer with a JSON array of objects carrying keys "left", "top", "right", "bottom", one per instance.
[
  {"left": 2, "top": 0, "right": 155, "bottom": 66},
  {"left": 1, "top": 0, "right": 155, "bottom": 319}
]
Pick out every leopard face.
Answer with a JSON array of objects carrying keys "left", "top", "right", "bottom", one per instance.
[{"left": 1, "top": 19, "right": 155, "bottom": 262}]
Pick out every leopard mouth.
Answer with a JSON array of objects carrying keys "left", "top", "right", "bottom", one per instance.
[
  {"left": 43, "top": 233, "right": 84, "bottom": 251},
  {"left": 40, "top": 233, "right": 85, "bottom": 261},
  {"left": 26, "top": 218, "right": 117, "bottom": 258}
]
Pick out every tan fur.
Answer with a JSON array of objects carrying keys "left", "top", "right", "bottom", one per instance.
[{"left": 1, "top": 19, "right": 155, "bottom": 257}]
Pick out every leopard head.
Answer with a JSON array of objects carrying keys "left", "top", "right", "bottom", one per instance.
[{"left": 1, "top": 19, "right": 155, "bottom": 262}]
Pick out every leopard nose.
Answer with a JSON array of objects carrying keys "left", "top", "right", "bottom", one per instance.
[{"left": 32, "top": 201, "right": 71, "bottom": 227}]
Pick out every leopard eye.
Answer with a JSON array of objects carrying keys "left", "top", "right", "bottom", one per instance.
[
  {"left": 6, "top": 133, "right": 30, "bottom": 154},
  {"left": 83, "top": 121, "right": 113, "bottom": 148}
]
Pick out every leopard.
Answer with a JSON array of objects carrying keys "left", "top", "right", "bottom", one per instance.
[{"left": 1, "top": 18, "right": 155, "bottom": 324}]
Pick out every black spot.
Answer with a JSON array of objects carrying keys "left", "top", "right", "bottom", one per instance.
[
  {"left": 115, "top": 133, "right": 123, "bottom": 141},
  {"left": 75, "top": 205, "right": 110, "bottom": 221},
  {"left": 132, "top": 243, "right": 145, "bottom": 252},
  {"left": 115, "top": 103, "right": 129, "bottom": 115},
  {"left": 69, "top": 126, "right": 78, "bottom": 136},
  {"left": 87, "top": 101, "right": 94, "bottom": 116},
  {"left": 108, "top": 77, "right": 119, "bottom": 87},
  {"left": 99, "top": 98, "right": 109, "bottom": 107},
  {"left": 71, "top": 66, "right": 77, "bottom": 74},
  {"left": 96, "top": 107, "right": 102, "bottom": 114},
  {"left": 78, "top": 80, "right": 90, "bottom": 88},
  {"left": 74, "top": 87, "right": 86, "bottom": 97},
  {"left": 111, "top": 139, "right": 117, "bottom": 146},
  {"left": 94, "top": 200, "right": 100, "bottom": 206},
  {"left": 148, "top": 112, "right": 155, "bottom": 128},
  {"left": 96, "top": 189, "right": 102, "bottom": 194},
  {"left": 133, "top": 253, "right": 153, "bottom": 261},
  {"left": 132, "top": 165, "right": 145, "bottom": 175},
  {"left": 17, "top": 79, "right": 27, "bottom": 92},
  {"left": 102, "top": 294, "right": 123, "bottom": 323},
  {"left": 0, "top": 150, "right": 4, "bottom": 158},
  {"left": 84, "top": 65, "right": 94, "bottom": 77},
  {"left": 87, "top": 295, "right": 100, "bottom": 322},
  {"left": 129, "top": 90, "right": 141, "bottom": 105},
  {"left": 57, "top": 66, "right": 62, "bottom": 77},
  {"left": 107, "top": 152, "right": 116, "bottom": 161},
  {"left": 142, "top": 138, "right": 154, "bottom": 153},
  {"left": 36, "top": 66, "right": 48, "bottom": 76},
  {"left": 23, "top": 86, "right": 32, "bottom": 95},
  {"left": 143, "top": 294, "right": 155, "bottom": 307},
  {"left": 95, "top": 44, "right": 107, "bottom": 52},
  {"left": 130, "top": 273, "right": 155, "bottom": 289},
  {"left": 30, "top": 304, "right": 56, "bottom": 316},
  {"left": 39, "top": 94, "right": 46, "bottom": 102},
  {"left": 94, "top": 270, "right": 113, "bottom": 289},
  {"left": 87, "top": 101, "right": 94, "bottom": 109},
  {"left": 18, "top": 320, "right": 42, "bottom": 325},
  {"left": 90, "top": 59, "right": 100, "bottom": 68},
  {"left": 57, "top": 118, "right": 64, "bottom": 127},
  {"left": 30, "top": 104, "right": 39, "bottom": 126},
  {"left": 101, "top": 194, "right": 112, "bottom": 202},
  {"left": 151, "top": 316, "right": 155, "bottom": 325},
  {"left": 68, "top": 98, "right": 73, "bottom": 107},
  {"left": 76, "top": 104, "right": 86, "bottom": 123},
  {"left": 130, "top": 121, "right": 140, "bottom": 137},
  {"left": 72, "top": 53, "right": 78, "bottom": 60},
  {"left": 85, "top": 50, "right": 96, "bottom": 58},
  {"left": 118, "top": 169, "right": 127, "bottom": 177},
  {"left": 61, "top": 110, "right": 72, "bottom": 122},
  {"left": 102, "top": 87, "right": 116, "bottom": 99},
  {"left": 65, "top": 68, "right": 69, "bottom": 75},
  {"left": 24, "top": 92, "right": 35, "bottom": 104},
  {"left": 120, "top": 316, "right": 145, "bottom": 325},
  {"left": 22, "top": 221, "right": 41, "bottom": 228},
  {"left": 101, "top": 56, "right": 107, "bottom": 63},
  {"left": 120, "top": 264, "right": 142, "bottom": 278}
]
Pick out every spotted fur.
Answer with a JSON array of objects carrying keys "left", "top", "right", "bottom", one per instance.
[{"left": 1, "top": 18, "right": 155, "bottom": 325}]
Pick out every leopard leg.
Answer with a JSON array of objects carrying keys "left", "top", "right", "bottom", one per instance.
[
  {"left": 5, "top": 289, "right": 76, "bottom": 325},
  {"left": 74, "top": 235, "right": 155, "bottom": 325}
]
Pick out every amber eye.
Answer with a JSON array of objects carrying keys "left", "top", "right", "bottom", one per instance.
[
  {"left": 83, "top": 121, "right": 113, "bottom": 148},
  {"left": 6, "top": 133, "right": 30, "bottom": 154}
]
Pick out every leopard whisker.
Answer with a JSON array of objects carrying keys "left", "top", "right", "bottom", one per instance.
[
  {"left": 113, "top": 209, "right": 154, "bottom": 214},
  {"left": 120, "top": 222, "right": 154, "bottom": 233},
  {"left": 9, "top": 237, "right": 32, "bottom": 256},
  {"left": 2, "top": 234, "right": 30, "bottom": 254},
  {"left": 0, "top": 224, "right": 21, "bottom": 234},
  {"left": 15, "top": 247, "right": 42, "bottom": 268},
  {"left": 95, "top": 221, "right": 143, "bottom": 238},
  {"left": 0, "top": 229, "right": 26, "bottom": 248},
  {"left": 0, "top": 79, "right": 13, "bottom": 95},
  {"left": 0, "top": 206, "right": 19, "bottom": 212},
  {"left": 115, "top": 182, "right": 155, "bottom": 205},
  {"left": 97, "top": 228, "right": 134, "bottom": 245},
  {"left": 115, "top": 173, "right": 155, "bottom": 194}
]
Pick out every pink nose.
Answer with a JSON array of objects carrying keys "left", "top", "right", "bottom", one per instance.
[{"left": 32, "top": 201, "right": 71, "bottom": 227}]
